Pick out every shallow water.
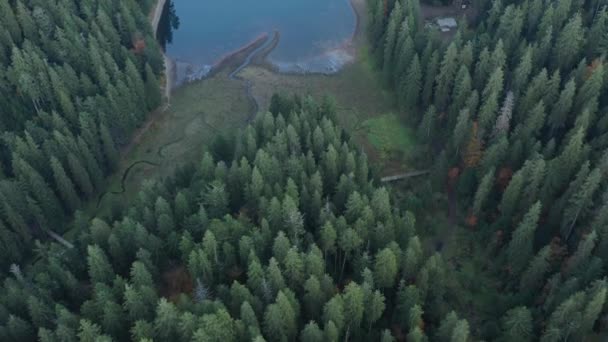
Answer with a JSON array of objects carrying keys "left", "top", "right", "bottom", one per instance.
[{"left": 159, "top": 0, "right": 356, "bottom": 81}]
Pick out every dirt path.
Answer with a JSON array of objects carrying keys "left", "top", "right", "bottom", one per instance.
[
  {"left": 150, "top": 0, "right": 172, "bottom": 101},
  {"left": 120, "top": 0, "right": 171, "bottom": 157},
  {"left": 150, "top": 0, "right": 166, "bottom": 34}
]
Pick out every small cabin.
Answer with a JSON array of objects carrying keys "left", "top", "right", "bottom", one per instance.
[{"left": 436, "top": 17, "right": 458, "bottom": 32}]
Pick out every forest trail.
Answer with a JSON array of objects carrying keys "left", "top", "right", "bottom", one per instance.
[
  {"left": 151, "top": 0, "right": 172, "bottom": 101},
  {"left": 119, "top": 0, "right": 171, "bottom": 157}
]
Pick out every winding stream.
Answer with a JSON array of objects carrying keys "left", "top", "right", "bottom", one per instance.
[
  {"left": 96, "top": 160, "right": 159, "bottom": 208},
  {"left": 97, "top": 0, "right": 357, "bottom": 209}
]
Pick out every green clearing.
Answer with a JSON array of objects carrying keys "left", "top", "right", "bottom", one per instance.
[
  {"left": 88, "top": 74, "right": 252, "bottom": 217},
  {"left": 362, "top": 113, "right": 416, "bottom": 160},
  {"left": 239, "top": 49, "right": 409, "bottom": 165}
]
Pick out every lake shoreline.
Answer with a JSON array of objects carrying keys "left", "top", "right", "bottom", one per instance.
[
  {"left": 151, "top": 0, "right": 173, "bottom": 100},
  {"left": 160, "top": 0, "right": 361, "bottom": 85},
  {"left": 251, "top": 0, "right": 364, "bottom": 76}
]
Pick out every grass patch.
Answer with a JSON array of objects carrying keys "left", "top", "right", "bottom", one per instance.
[
  {"left": 240, "top": 58, "right": 397, "bottom": 164},
  {"left": 88, "top": 74, "right": 252, "bottom": 218},
  {"left": 362, "top": 113, "right": 415, "bottom": 158}
]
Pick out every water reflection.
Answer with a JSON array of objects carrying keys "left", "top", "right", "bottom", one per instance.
[
  {"left": 159, "top": 0, "right": 356, "bottom": 85},
  {"left": 157, "top": 0, "right": 180, "bottom": 51}
]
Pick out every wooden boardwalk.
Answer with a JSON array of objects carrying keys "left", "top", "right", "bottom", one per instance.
[{"left": 381, "top": 170, "right": 430, "bottom": 182}]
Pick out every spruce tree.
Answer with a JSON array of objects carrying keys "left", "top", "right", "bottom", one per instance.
[
  {"left": 505, "top": 202, "right": 542, "bottom": 274},
  {"left": 500, "top": 307, "right": 533, "bottom": 342},
  {"left": 374, "top": 248, "right": 398, "bottom": 289},
  {"left": 472, "top": 168, "right": 495, "bottom": 216},
  {"left": 50, "top": 156, "right": 80, "bottom": 211},
  {"left": 552, "top": 13, "right": 584, "bottom": 70},
  {"left": 434, "top": 42, "right": 459, "bottom": 111},
  {"left": 86, "top": 245, "right": 114, "bottom": 284},
  {"left": 478, "top": 68, "right": 504, "bottom": 136},
  {"left": 400, "top": 54, "right": 422, "bottom": 111},
  {"left": 519, "top": 245, "right": 552, "bottom": 293}
]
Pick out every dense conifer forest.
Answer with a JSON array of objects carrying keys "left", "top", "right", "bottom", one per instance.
[
  {"left": 0, "top": 0, "right": 607, "bottom": 341},
  {"left": 0, "top": 0, "right": 162, "bottom": 266},
  {"left": 367, "top": 0, "right": 608, "bottom": 339}
]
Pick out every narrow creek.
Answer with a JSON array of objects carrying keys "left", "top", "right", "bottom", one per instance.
[{"left": 96, "top": 37, "right": 276, "bottom": 209}]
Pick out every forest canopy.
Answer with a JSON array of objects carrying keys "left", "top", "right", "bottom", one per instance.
[
  {"left": 0, "top": 0, "right": 607, "bottom": 340},
  {"left": 0, "top": 0, "right": 163, "bottom": 266},
  {"left": 366, "top": 0, "right": 608, "bottom": 339},
  {"left": 0, "top": 96, "right": 444, "bottom": 342}
]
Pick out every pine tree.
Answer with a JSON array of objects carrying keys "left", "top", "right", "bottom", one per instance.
[
  {"left": 400, "top": 54, "right": 422, "bottom": 110},
  {"left": 521, "top": 158, "right": 546, "bottom": 210},
  {"left": 542, "top": 128, "right": 585, "bottom": 202},
  {"left": 403, "top": 236, "right": 423, "bottom": 279},
  {"left": 77, "top": 137, "right": 104, "bottom": 190},
  {"left": 381, "top": 329, "right": 395, "bottom": 342},
  {"left": 0, "top": 0, "right": 21, "bottom": 42},
  {"left": 474, "top": 48, "right": 492, "bottom": 89},
  {"left": 451, "top": 66, "right": 472, "bottom": 117},
  {"left": 512, "top": 47, "right": 533, "bottom": 94},
  {"left": 500, "top": 307, "right": 533, "bottom": 342},
  {"left": 480, "top": 136, "right": 508, "bottom": 176},
  {"left": 203, "top": 181, "right": 229, "bottom": 218},
  {"left": 450, "top": 320, "right": 470, "bottom": 342},
  {"left": 193, "top": 309, "right": 235, "bottom": 342},
  {"left": 365, "top": 289, "right": 385, "bottom": 333},
  {"left": 541, "top": 291, "right": 586, "bottom": 342},
  {"left": 394, "top": 30, "right": 415, "bottom": 86},
  {"left": 67, "top": 153, "right": 94, "bottom": 197},
  {"left": 561, "top": 168, "right": 602, "bottom": 241},
  {"left": 452, "top": 109, "right": 471, "bottom": 156},
  {"left": 374, "top": 248, "right": 398, "bottom": 289},
  {"left": 496, "top": 5, "right": 524, "bottom": 52},
  {"left": 434, "top": 42, "right": 459, "bottom": 111},
  {"left": 478, "top": 68, "right": 504, "bottom": 136},
  {"left": 472, "top": 168, "right": 495, "bottom": 216},
  {"left": 573, "top": 62, "right": 604, "bottom": 115},
  {"left": 382, "top": 2, "right": 403, "bottom": 83},
  {"left": 519, "top": 100, "right": 546, "bottom": 140},
  {"left": 284, "top": 248, "right": 305, "bottom": 290},
  {"left": 78, "top": 319, "right": 107, "bottom": 342},
  {"left": 519, "top": 245, "right": 552, "bottom": 292},
  {"left": 13, "top": 156, "right": 63, "bottom": 224},
  {"left": 552, "top": 13, "right": 584, "bottom": 70},
  {"left": 338, "top": 228, "right": 362, "bottom": 279},
  {"left": 579, "top": 280, "right": 607, "bottom": 338},
  {"left": 548, "top": 78, "right": 576, "bottom": 132},
  {"left": 417, "top": 105, "right": 436, "bottom": 142},
  {"left": 300, "top": 321, "right": 324, "bottom": 342},
  {"left": 50, "top": 156, "right": 80, "bottom": 211},
  {"left": 562, "top": 230, "right": 598, "bottom": 277},
  {"left": 86, "top": 245, "right": 114, "bottom": 284},
  {"left": 407, "top": 326, "right": 427, "bottom": 342},
  {"left": 323, "top": 296, "right": 345, "bottom": 334},
  {"left": 421, "top": 52, "right": 440, "bottom": 108},
  {"left": 99, "top": 122, "right": 119, "bottom": 171},
  {"left": 15, "top": 1, "right": 35, "bottom": 41},
  {"left": 505, "top": 202, "right": 542, "bottom": 274},
  {"left": 343, "top": 282, "right": 364, "bottom": 338},
  {"left": 154, "top": 299, "right": 179, "bottom": 341},
  {"left": 436, "top": 311, "right": 459, "bottom": 341},
  {"left": 586, "top": 7, "right": 608, "bottom": 56},
  {"left": 144, "top": 63, "right": 162, "bottom": 110}
]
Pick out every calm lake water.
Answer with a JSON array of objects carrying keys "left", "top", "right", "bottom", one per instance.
[{"left": 159, "top": 0, "right": 356, "bottom": 81}]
